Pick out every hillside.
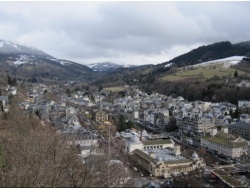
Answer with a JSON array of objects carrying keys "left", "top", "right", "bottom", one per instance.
[
  {"left": 92, "top": 41, "right": 250, "bottom": 104},
  {"left": 0, "top": 40, "right": 94, "bottom": 82},
  {"left": 162, "top": 41, "right": 250, "bottom": 67},
  {"left": 0, "top": 39, "right": 52, "bottom": 58},
  {"left": 91, "top": 64, "right": 154, "bottom": 86}
]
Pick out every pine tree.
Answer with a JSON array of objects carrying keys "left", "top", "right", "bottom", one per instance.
[
  {"left": 234, "top": 108, "right": 240, "bottom": 118},
  {"left": 98, "top": 85, "right": 103, "bottom": 92},
  {"left": 234, "top": 70, "right": 238, "bottom": 78}
]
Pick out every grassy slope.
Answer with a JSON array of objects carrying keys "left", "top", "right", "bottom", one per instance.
[
  {"left": 159, "top": 63, "right": 248, "bottom": 81},
  {"left": 104, "top": 86, "right": 126, "bottom": 91}
]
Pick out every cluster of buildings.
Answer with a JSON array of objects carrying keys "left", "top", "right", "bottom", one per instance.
[
  {"left": 60, "top": 86, "right": 250, "bottom": 163},
  {"left": 18, "top": 83, "right": 101, "bottom": 161},
  {"left": 13, "top": 83, "right": 250, "bottom": 181}
]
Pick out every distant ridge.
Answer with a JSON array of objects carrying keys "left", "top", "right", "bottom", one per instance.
[
  {"left": 161, "top": 41, "right": 250, "bottom": 67},
  {"left": 87, "top": 62, "right": 137, "bottom": 72}
]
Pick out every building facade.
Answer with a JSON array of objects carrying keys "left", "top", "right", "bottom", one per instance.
[
  {"left": 179, "top": 116, "right": 215, "bottom": 136},
  {"left": 95, "top": 110, "right": 109, "bottom": 122},
  {"left": 201, "top": 128, "right": 248, "bottom": 159},
  {"left": 123, "top": 134, "right": 205, "bottom": 178},
  {"left": 131, "top": 149, "right": 205, "bottom": 178}
]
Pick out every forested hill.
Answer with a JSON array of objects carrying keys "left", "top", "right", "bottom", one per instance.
[{"left": 162, "top": 41, "right": 250, "bottom": 67}]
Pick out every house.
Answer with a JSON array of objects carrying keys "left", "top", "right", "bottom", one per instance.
[
  {"left": 239, "top": 114, "right": 250, "bottom": 123},
  {"left": 66, "top": 107, "right": 77, "bottom": 119},
  {"left": 68, "top": 115, "right": 80, "bottom": 125},
  {"left": 66, "top": 130, "right": 98, "bottom": 147},
  {"left": 200, "top": 127, "right": 248, "bottom": 159},
  {"left": 9, "top": 86, "right": 17, "bottom": 95},
  {"left": 238, "top": 100, "right": 250, "bottom": 108},
  {"left": 19, "top": 101, "right": 30, "bottom": 110},
  {"left": 133, "top": 111, "right": 139, "bottom": 119},
  {"left": 95, "top": 110, "right": 109, "bottom": 122},
  {"left": 0, "top": 96, "right": 9, "bottom": 112}
]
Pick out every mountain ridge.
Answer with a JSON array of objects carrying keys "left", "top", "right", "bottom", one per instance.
[
  {"left": 0, "top": 39, "right": 53, "bottom": 58},
  {"left": 0, "top": 39, "right": 93, "bottom": 81},
  {"left": 87, "top": 62, "right": 138, "bottom": 72},
  {"left": 161, "top": 41, "right": 250, "bottom": 67}
]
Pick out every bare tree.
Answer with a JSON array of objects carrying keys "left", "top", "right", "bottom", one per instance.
[{"left": 0, "top": 100, "right": 131, "bottom": 187}]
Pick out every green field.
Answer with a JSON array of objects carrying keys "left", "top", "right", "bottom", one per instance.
[
  {"left": 160, "top": 63, "right": 247, "bottom": 81},
  {"left": 103, "top": 86, "right": 126, "bottom": 91}
]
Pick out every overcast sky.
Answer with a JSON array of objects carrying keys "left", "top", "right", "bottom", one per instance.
[{"left": 0, "top": 1, "right": 250, "bottom": 65}]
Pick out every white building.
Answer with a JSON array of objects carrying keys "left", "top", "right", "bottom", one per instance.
[
  {"left": 200, "top": 128, "right": 248, "bottom": 159},
  {"left": 133, "top": 111, "right": 139, "bottom": 119},
  {"left": 238, "top": 100, "right": 250, "bottom": 108},
  {"left": 125, "top": 134, "right": 175, "bottom": 154}
]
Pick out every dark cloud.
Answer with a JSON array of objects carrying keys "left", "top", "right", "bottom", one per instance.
[{"left": 0, "top": 2, "right": 250, "bottom": 65}]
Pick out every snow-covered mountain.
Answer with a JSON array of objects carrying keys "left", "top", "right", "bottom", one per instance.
[
  {"left": 194, "top": 56, "right": 245, "bottom": 68},
  {"left": 0, "top": 39, "right": 93, "bottom": 80},
  {"left": 0, "top": 39, "right": 52, "bottom": 58},
  {"left": 87, "top": 62, "right": 137, "bottom": 72}
]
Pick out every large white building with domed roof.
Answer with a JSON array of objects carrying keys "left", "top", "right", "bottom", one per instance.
[
  {"left": 121, "top": 131, "right": 205, "bottom": 178},
  {"left": 126, "top": 134, "right": 144, "bottom": 153},
  {"left": 131, "top": 149, "right": 206, "bottom": 178},
  {"left": 115, "top": 128, "right": 206, "bottom": 177}
]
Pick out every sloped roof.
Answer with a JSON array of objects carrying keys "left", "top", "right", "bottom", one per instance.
[
  {"left": 142, "top": 139, "right": 173, "bottom": 146},
  {"left": 0, "top": 96, "right": 8, "bottom": 103},
  {"left": 229, "top": 122, "right": 250, "bottom": 131},
  {"left": 164, "top": 159, "right": 192, "bottom": 165},
  {"left": 202, "top": 132, "right": 248, "bottom": 148},
  {"left": 133, "top": 149, "right": 155, "bottom": 163}
]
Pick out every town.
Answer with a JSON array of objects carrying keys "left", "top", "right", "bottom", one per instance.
[{"left": 1, "top": 81, "right": 250, "bottom": 188}]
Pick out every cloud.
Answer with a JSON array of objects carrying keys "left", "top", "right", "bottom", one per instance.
[{"left": 0, "top": 1, "right": 250, "bottom": 65}]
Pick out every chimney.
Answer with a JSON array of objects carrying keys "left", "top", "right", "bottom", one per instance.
[{"left": 173, "top": 145, "right": 181, "bottom": 156}]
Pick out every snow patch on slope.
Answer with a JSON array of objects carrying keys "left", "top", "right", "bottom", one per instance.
[
  {"left": 194, "top": 56, "right": 245, "bottom": 68},
  {"left": 49, "top": 58, "right": 73, "bottom": 65},
  {"left": 13, "top": 55, "right": 30, "bottom": 65},
  {"left": 87, "top": 64, "right": 97, "bottom": 68},
  {"left": 58, "top": 60, "right": 72, "bottom": 65},
  {"left": 165, "top": 63, "right": 173, "bottom": 67}
]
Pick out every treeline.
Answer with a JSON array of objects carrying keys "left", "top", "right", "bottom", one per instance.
[
  {"left": 233, "top": 58, "right": 250, "bottom": 73},
  {"left": 162, "top": 41, "right": 250, "bottom": 67}
]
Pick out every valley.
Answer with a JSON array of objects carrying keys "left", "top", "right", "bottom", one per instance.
[{"left": 0, "top": 39, "right": 250, "bottom": 187}]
